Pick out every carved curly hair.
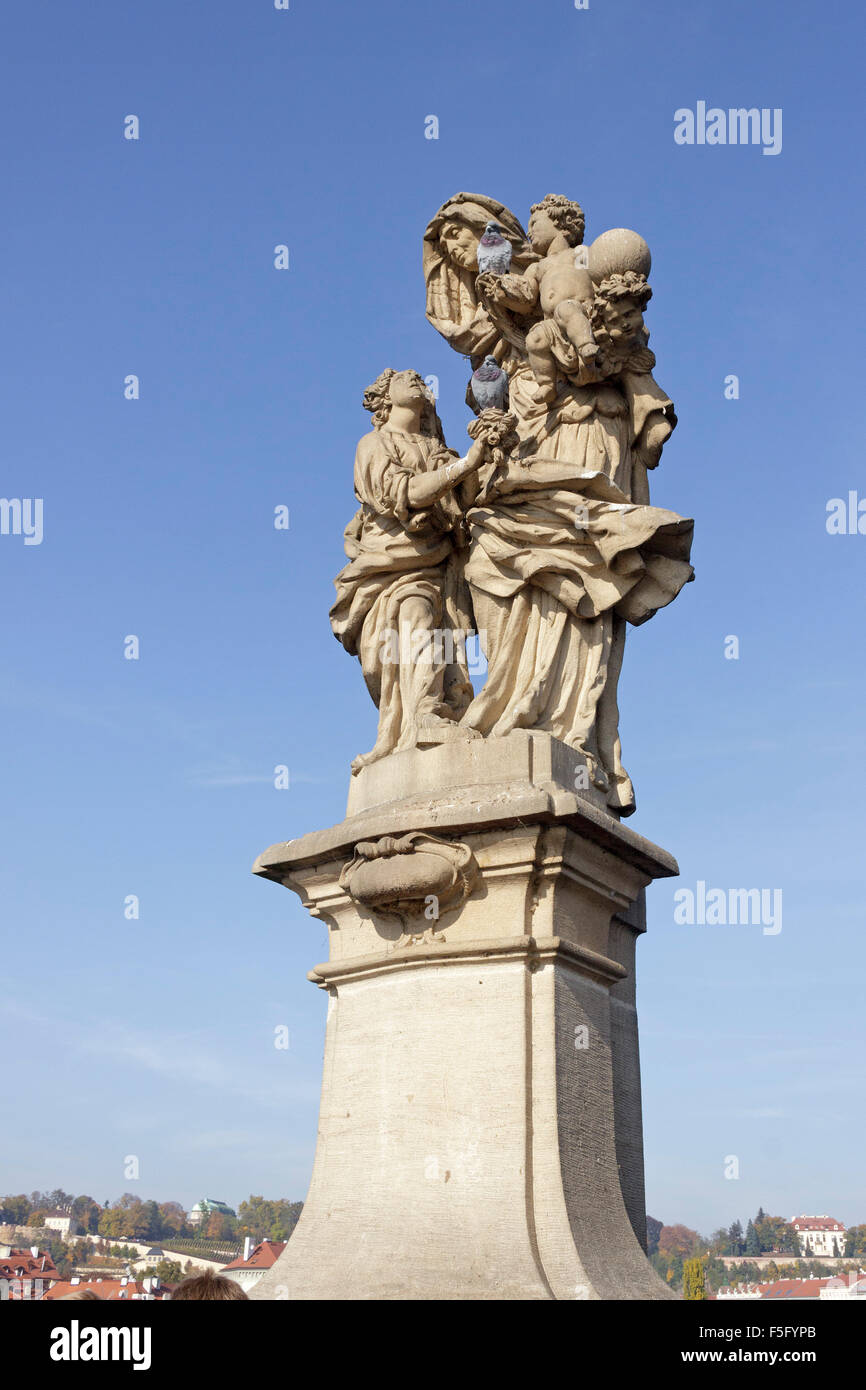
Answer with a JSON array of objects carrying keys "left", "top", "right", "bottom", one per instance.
[
  {"left": 592, "top": 271, "right": 653, "bottom": 311},
  {"left": 529, "top": 193, "right": 586, "bottom": 247},
  {"left": 362, "top": 369, "right": 445, "bottom": 441}
]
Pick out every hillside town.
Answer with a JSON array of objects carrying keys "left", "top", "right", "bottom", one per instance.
[{"left": 2, "top": 1191, "right": 865, "bottom": 1300}]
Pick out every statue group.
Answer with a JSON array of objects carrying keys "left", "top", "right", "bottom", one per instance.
[{"left": 330, "top": 192, "right": 694, "bottom": 817}]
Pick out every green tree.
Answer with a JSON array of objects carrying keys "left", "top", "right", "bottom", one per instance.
[
  {"left": 708, "top": 1227, "right": 731, "bottom": 1256},
  {"left": 237, "top": 1196, "right": 302, "bottom": 1243},
  {"left": 755, "top": 1214, "right": 798, "bottom": 1255},
  {"left": 71, "top": 1195, "right": 102, "bottom": 1234},
  {"left": 0, "top": 1194, "right": 32, "bottom": 1225},
  {"left": 728, "top": 1220, "right": 744, "bottom": 1256},
  {"left": 683, "top": 1257, "right": 707, "bottom": 1300},
  {"left": 646, "top": 1216, "right": 663, "bottom": 1257},
  {"left": 745, "top": 1219, "right": 760, "bottom": 1255},
  {"left": 845, "top": 1226, "right": 866, "bottom": 1258}
]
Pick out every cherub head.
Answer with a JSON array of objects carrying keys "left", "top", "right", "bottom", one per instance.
[
  {"left": 590, "top": 271, "right": 653, "bottom": 366},
  {"left": 363, "top": 369, "right": 444, "bottom": 440},
  {"left": 528, "top": 194, "right": 586, "bottom": 252}
]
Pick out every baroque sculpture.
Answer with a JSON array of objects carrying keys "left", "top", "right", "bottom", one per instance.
[
  {"left": 332, "top": 191, "right": 693, "bottom": 814},
  {"left": 251, "top": 190, "right": 695, "bottom": 1301}
]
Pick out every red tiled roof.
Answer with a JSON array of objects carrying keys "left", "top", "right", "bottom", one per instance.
[
  {"left": 221, "top": 1240, "right": 286, "bottom": 1272},
  {"left": 0, "top": 1249, "right": 59, "bottom": 1281},
  {"left": 42, "top": 1279, "right": 169, "bottom": 1301},
  {"left": 761, "top": 1279, "right": 829, "bottom": 1298},
  {"left": 791, "top": 1216, "right": 844, "bottom": 1232}
]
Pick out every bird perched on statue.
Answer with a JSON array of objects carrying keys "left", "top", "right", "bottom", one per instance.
[
  {"left": 469, "top": 355, "right": 509, "bottom": 412},
  {"left": 476, "top": 221, "right": 512, "bottom": 275}
]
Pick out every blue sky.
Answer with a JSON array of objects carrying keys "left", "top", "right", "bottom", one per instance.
[{"left": 1, "top": 0, "right": 862, "bottom": 1238}]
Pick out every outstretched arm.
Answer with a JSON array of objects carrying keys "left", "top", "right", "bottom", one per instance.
[
  {"left": 407, "top": 439, "right": 487, "bottom": 508},
  {"left": 477, "top": 265, "right": 540, "bottom": 316}
]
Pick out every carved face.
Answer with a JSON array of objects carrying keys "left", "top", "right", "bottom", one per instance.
[
  {"left": 440, "top": 221, "right": 480, "bottom": 270},
  {"left": 388, "top": 369, "right": 428, "bottom": 410},
  {"left": 601, "top": 297, "right": 644, "bottom": 343},
  {"left": 528, "top": 208, "right": 558, "bottom": 253}
]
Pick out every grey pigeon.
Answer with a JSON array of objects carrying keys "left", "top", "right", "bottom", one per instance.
[
  {"left": 470, "top": 355, "right": 509, "bottom": 411},
  {"left": 476, "top": 220, "right": 512, "bottom": 275}
]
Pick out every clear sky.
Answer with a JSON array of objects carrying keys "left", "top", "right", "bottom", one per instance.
[{"left": 1, "top": 0, "right": 862, "bottom": 1239}]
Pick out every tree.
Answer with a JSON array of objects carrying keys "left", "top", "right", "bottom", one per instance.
[
  {"left": 745, "top": 1219, "right": 760, "bottom": 1256},
  {"left": 728, "top": 1220, "right": 744, "bottom": 1257},
  {"left": 205, "top": 1211, "right": 237, "bottom": 1242},
  {"left": 71, "top": 1195, "right": 101, "bottom": 1235},
  {"left": 683, "top": 1258, "right": 707, "bottom": 1300},
  {"left": 755, "top": 1214, "right": 798, "bottom": 1255},
  {"left": 845, "top": 1226, "right": 866, "bottom": 1259},
  {"left": 237, "top": 1196, "right": 302, "bottom": 1243},
  {"left": 646, "top": 1216, "right": 663, "bottom": 1257},
  {"left": 152, "top": 1259, "right": 183, "bottom": 1283},
  {"left": 709, "top": 1227, "right": 731, "bottom": 1256},
  {"left": 658, "top": 1224, "right": 701, "bottom": 1260},
  {"left": 157, "top": 1202, "right": 187, "bottom": 1238},
  {"left": 0, "top": 1194, "right": 32, "bottom": 1225}
]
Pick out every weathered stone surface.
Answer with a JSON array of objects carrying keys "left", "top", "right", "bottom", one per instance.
[
  {"left": 251, "top": 188, "right": 693, "bottom": 1299},
  {"left": 250, "top": 736, "right": 676, "bottom": 1300}
]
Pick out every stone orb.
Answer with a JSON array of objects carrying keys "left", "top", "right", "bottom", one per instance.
[{"left": 588, "top": 229, "right": 652, "bottom": 284}]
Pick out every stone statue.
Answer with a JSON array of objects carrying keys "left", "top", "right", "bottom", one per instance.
[
  {"left": 422, "top": 191, "right": 695, "bottom": 815},
  {"left": 253, "top": 190, "right": 697, "bottom": 1301},
  {"left": 331, "top": 192, "right": 693, "bottom": 815},
  {"left": 330, "top": 368, "right": 503, "bottom": 772}
]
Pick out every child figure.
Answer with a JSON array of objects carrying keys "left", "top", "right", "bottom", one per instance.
[{"left": 477, "top": 193, "right": 599, "bottom": 403}]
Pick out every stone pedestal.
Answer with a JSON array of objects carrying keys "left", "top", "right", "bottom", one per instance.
[{"left": 249, "top": 732, "right": 677, "bottom": 1300}]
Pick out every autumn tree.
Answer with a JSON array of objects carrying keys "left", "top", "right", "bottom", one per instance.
[
  {"left": 683, "top": 1258, "right": 707, "bottom": 1300},
  {"left": 658, "top": 1224, "right": 701, "bottom": 1259},
  {"left": 205, "top": 1211, "right": 238, "bottom": 1241}
]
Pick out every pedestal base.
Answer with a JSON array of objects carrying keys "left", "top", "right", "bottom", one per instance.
[{"left": 250, "top": 733, "right": 677, "bottom": 1300}]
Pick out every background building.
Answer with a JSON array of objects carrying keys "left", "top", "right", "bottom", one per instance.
[
  {"left": 791, "top": 1215, "right": 846, "bottom": 1258},
  {"left": 187, "top": 1198, "right": 236, "bottom": 1228},
  {"left": 221, "top": 1239, "right": 287, "bottom": 1294}
]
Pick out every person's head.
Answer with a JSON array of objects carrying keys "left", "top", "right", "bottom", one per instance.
[
  {"left": 591, "top": 271, "right": 652, "bottom": 346},
  {"left": 363, "top": 368, "right": 444, "bottom": 439},
  {"left": 168, "top": 1273, "right": 248, "bottom": 1301},
  {"left": 58, "top": 1287, "right": 101, "bottom": 1301},
  {"left": 529, "top": 194, "right": 585, "bottom": 251},
  {"left": 439, "top": 219, "right": 481, "bottom": 270}
]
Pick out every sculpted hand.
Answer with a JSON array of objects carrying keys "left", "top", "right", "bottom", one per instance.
[{"left": 475, "top": 271, "right": 504, "bottom": 305}]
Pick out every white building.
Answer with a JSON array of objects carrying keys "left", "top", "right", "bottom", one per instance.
[
  {"left": 791, "top": 1215, "right": 846, "bottom": 1258},
  {"left": 42, "top": 1212, "right": 81, "bottom": 1239},
  {"left": 221, "top": 1238, "right": 287, "bottom": 1293}
]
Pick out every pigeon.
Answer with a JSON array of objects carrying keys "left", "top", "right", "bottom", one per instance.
[
  {"left": 470, "top": 355, "right": 509, "bottom": 412},
  {"left": 476, "top": 220, "right": 512, "bottom": 275}
]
